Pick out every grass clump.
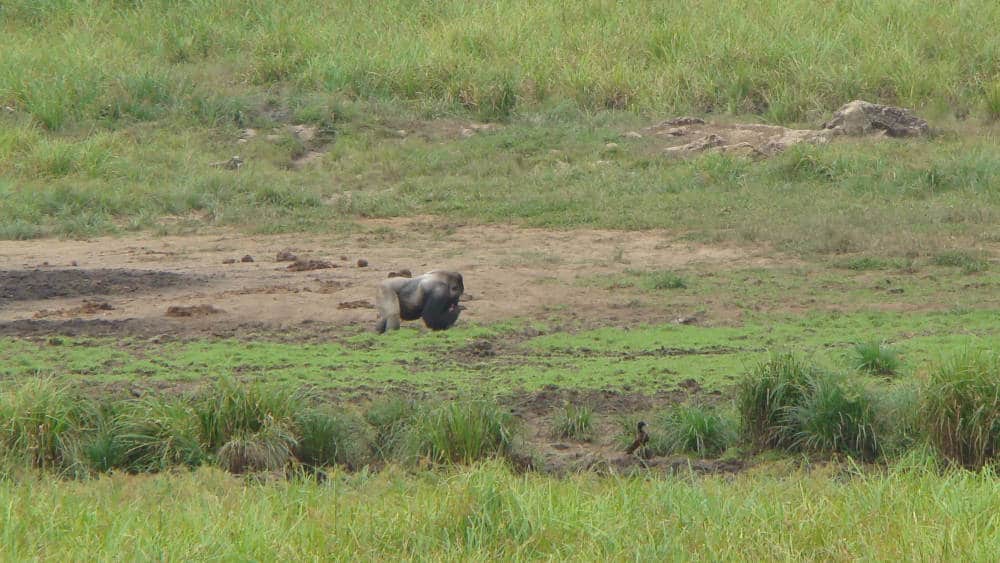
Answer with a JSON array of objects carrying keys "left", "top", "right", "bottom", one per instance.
[
  {"left": 0, "top": 378, "right": 91, "bottom": 474},
  {"left": 852, "top": 339, "right": 901, "bottom": 376},
  {"left": 790, "top": 375, "right": 879, "bottom": 460},
  {"left": 217, "top": 418, "right": 297, "bottom": 474},
  {"left": 111, "top": 398, "right": 207, "bottom": 472},
  {"left": 195, "top": 376, "right": 303, "bottom": 451},
  {"left": 921, "top": 349, "right": 1000, "bottom": 469},
  {"left": 551, "top": 403, "right": 595, "bottom": 442},
  {"left": 364, "top": 396, "right": 419, "bottom": 459},
  {"left": 295, "top": 408, "right": 369, "bottom": 469},
  {"left": 932, "top": 250, "right": 990, "bottom": 274},
  {"left": 738, "top": 352, "right": 881, "bottom": 459},
  {"left": 659, "top": 404, "right": 736, "bottom": 457},
  {"left": 737, "top": 352, "right": 815, "bottom": 449},
  {"left": 404, "top": 400, "right": 516, "bottom": 465}
]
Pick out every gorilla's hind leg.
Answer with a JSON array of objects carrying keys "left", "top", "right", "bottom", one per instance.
[{"left": 375, "top": 283, "right": 402, "bottom": 333}]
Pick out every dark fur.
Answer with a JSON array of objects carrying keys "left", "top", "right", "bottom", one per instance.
[{"left": 375, "top": 271, "right": 464, "bottom": 333}]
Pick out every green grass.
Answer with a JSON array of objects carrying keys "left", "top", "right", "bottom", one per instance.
[
  {"left": 658, "top": 404, "right": 737, "bottom": 457},
  {"left": 3, "top": 307, "right": 1000, "bottom": 395},
  {"left": 921, "top": 349, "right": 1000, "bottom": 469},
  {"left": 852, "top": 339, "right": 902, "bottom": 376},
  {"left": 1, "top": 2, "right": 1000, "bottom": 252},
  {"left": 550, "top": 403, "right": 595, "bottom": 442},
  {"left": 3, "top": 463, "right": 1000, "bottom": 559}
]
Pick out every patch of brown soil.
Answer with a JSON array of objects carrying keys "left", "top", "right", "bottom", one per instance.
[
  {"left": 337, "top": 299, "right": 373, "bottom": 310},
  {"left": 0, "top": 219, "right": 793, "bottom": 337}
]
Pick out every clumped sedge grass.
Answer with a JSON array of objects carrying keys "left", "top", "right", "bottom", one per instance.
[
  {"left": 404, "top": 401, "right": 516, "bottom": 465},
  {"left": 195, "top": 376, "right": 303, "bottom": 451},
  {"left": 294, "top": 408, "right": 369, "bottom": 469},
  {"left": 550, "top": 403, "right": 594, "bottom": 442},
  {"left": 791, "top": 374, "right": 880, "bottom": 461},
  {"left": 112, "top": 398, "right": 207, "bottom": 472},
  {"left": 659, "top": 404, "right": 736, "bottom": 457},
  {"left": 0, "top": 378, "right": 90, "bottom": 475},
  {"left": 932, "top": 250, "right": 990, "bottom": 274},
  {"left": 737, "top": 352, "right": 815, "bottom": 449},
  {"left": 216, "top": 418, "right": 297, "bottom": 474},
  {"left": 4, "top": 463, "right": 1000, "bottom": 559},
  {"left": 364, "top": 396, "right": 420, "bottom": 460},
  {"left": 921, "top": 349, "right": 1000, "bottom": 469},
  {"left": 873, "top": 381, "right": 923, "bottom": 459},
  {"left": 852, "top": 339, "right": 901, "bottom": 376}
]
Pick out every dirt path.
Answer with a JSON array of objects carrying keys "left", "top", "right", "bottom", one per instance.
[{"left": 0, "top": 219, "right": 777, "bottom": 336}]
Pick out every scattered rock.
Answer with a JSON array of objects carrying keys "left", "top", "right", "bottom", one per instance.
[
  {"left": 289, "top": 124, "right": 317, "bottom": 142},
  {"left": 210, "top": 155, "right": 244, "bottom": 170},
  {"left": 222, "top": 258, "right": 236, "bottom": 264},
  {"left": 388, "top": 269, "right": 412, "bottom": 278},
  {"left": 887, "top": 287, "right": 905, "bottom": 294},
  {"left": 662, "top": 117, "right": 706, "bottom": 126},
  {"left": 356, "top": 259, "right": 369, "bottom": 268},
  {"left": 165, "top": 304, "right": 225, "bottom": 317},
  {"left": 622, "top": 131, "right": 643, "bottom": 139},
  {"left": 664, "top": 134, "right": 727, "bottom": 154},
  {"left": 337, "top": 300, "right": 373, "bottom": 309},
  {"left": 241, "top": 128, "right": 258, "bottom": 140},
  {"left": 604, "top": 142, "right": 619, "bottom": 150},
  {"left": 287, "top": 259, "right": 334, "bottom": 272},
  {"left": 240, "top": 255, "right": 254, "bottom": 263},
  {"left": 672, "top": 314, "right": 701, "bottom": 325},
  {"left": 823, "top": 100, "right": 929, "bottom": 137},
  {"left": 70, "top": 261, "right": 78, "bottom": 267},
  {"left": 340, "top": 255, "right": 349, "bottom": 261},
  {"left": 276, "top": 249, "right": 298, "bottom": 262}
]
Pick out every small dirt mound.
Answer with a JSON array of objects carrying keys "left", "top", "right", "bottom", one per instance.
[
  {"left": 337, "top": 300, "right": 373, "bottom": 309},
  {"left": 276, "top": 249, "right": 298, "bottom": 262},
  {"left": 286, "top": 259, "right": 335, "bottom": 272},
  {"left": 165, "top": 304, "right": 225, "bottom": 317},
  {"left": 33, "top": 300, "right": 114, "bottom": 319}
]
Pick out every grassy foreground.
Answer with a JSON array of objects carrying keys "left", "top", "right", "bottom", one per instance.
[{"left": 2, "top": 462, "right": 998, "bottom": 560}]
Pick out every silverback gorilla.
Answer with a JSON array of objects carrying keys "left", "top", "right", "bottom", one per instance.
[{"left": 375, "top": 271, "right": 464, "bottom": 333}]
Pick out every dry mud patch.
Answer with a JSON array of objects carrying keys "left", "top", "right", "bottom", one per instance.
[{"left": 0, "top": 219, "right": 779, "bottom": 338}]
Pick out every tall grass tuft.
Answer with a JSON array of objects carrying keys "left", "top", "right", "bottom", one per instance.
[
  {"left": 550, "top": 403, "right": 594, "bottom": 442},
  {"left": 660, "top": 404, "right": 737, "bottom": 457},
  {"left": 0, "top": 378, "right": 91, "bottom": 474},
  {"left": 791, "top": 375, "right": 879, "bottom": 460},
  {"left": 364, "top": 396, "right": 420, "bottom": 459},
  {"left": 294, "top": 408, "right": 370, "bottom": 469},
  {"left": 114, "top": 398, "right": 207, "bottom": 472},
  {"left": 921, "top": 349, "right": 1000, "bottom": 469},
  {"left": 195, "top": 376, "right": 303, "bottom": 450},
  {"left": 852, "top": 340, "right": 901, "bottom": 376},
  {"left": 216, "top": 417, "right": 297, "bottom": 474},
  {"left": 737, "top": 352, "right": 814, "bottom": 449},
  {"left": 405, "top": 400, "right": 516, "bottom": 465}
]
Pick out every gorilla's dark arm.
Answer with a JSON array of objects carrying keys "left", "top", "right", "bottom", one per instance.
[{"left": 420, "top": 284, "right": 460, "bottom": 330}]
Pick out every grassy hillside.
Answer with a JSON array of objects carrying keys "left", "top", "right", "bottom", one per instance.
[
  {"left": 4, "top": 0, "right": 1000, "bottom": 125},
  {"left": 1, "top": 0, "right": 1000, "bottom": 250}
]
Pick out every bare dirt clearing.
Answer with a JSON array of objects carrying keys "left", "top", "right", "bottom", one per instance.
[{"left": 0, "top": 219, "right": 779, "bottom": 338}]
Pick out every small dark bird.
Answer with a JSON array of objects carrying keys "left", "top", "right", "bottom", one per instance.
[{"left": 625, "top": 421, "right": 649, "bottom": 455}]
